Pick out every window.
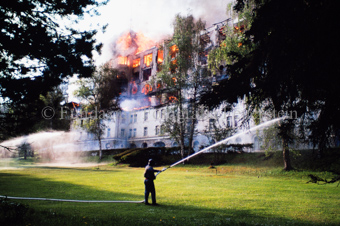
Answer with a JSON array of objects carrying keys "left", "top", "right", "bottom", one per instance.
[
  {"left": 155, "top": 110, "right": 159, "bottom": 119},
  {"left": 157, "top": 50, "right": 164, "bottom": 64},
  {"left": 130, "top": 114, "right": 133, "bottom": 124},
  {"left": 133, "top": 58, "right": 140, "bottom": 68},
  {"left": 134, "top": 114, "right": 137, "bottom": 123},
  {"left": 129, "top": 129, "right": 132, "bottom": 138},
  {"left": 227, "top": 116, "right": 232, "bottom": 127},
  {"left": 121, "top": 114, "right": 126, "bottom": 124},
  {"left": 161, "top": 109, "right": 165, "bottom": 119},
  {"left": 234, "top": 115, "right": 239, "bottom": 127},
  {"left": 209, "top": 119, "right": 215, "bottom": 130},
  {"left": 161, "top": 125, "right": 165, "bottom": 134},
  {"left": 155, "top": 126, "right": 160, "bottom": 135},
  {"left": 107, "top": 128, "right": 111, "bottom": 138},
  {"left": 143, "top": 53, "right": 152, "bottom": 67},
  {"left": 133, "top": 128, "right": 137, "bottom": 137},
  {"left": 144, "top": 127, "right": 148, "bottom": 136},
  {"left": 143, "top": 68, "right": 152, "bottom": 81},
  {"left": 121, "top": 129, "right": 125, "bottom": 137},
  {"left": 144, "top": 112, "right": 149, "bottom": 121}
]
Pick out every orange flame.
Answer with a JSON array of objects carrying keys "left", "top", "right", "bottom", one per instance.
[
  {"left": 116, "top": 32, "right": 133, "bottom": 52},
  {"left": 135, "top": 32, "right": 155, "bottom": 54},
  {"left": 141, "top": 84, "right": 152, "bottom": 94},
  {"left": 144, "top": 53, "right": 152, "bottom": 67},
  {"left": 170, "top": 45, "right": 179, "bottom": 59},
  {"left": 118, "top": 56, "right": 128, "bottom": 65},
  {"left": 133, "top": 58, "right": 140, "bottom": 68},
  {"left": 157, "top": 50, "right": 164, "bottom": 63},
  {"left": 168, "top": 96, "right": 178, "bottom": 103},
  {"left": 116, "top": 31, "right": 155, "bottom": 55},
  {"left": 171, "top": 77, "right": 177, "bottom": 85}
]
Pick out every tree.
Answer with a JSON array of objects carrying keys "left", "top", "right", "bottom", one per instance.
[
  {"left": 39, "top": 87, "right": 70, "bottom": 131},
  {"left": 203, "top": 109, "right": 236, "bottom": 163},
  {"left": 0, "top": 0, "right": 106, "bottom": 139},
  {"left": 201, "top": 0, "right": 340, "bottom": 170},
  {"left": 157, "top": 14, "right": 207, "bottom": 159},
  {"left": 73, "top": 64, "right": 121, "bottom": 159}
]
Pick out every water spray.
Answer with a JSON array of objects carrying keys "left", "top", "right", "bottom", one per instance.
[{"left": 156, "top": 117, "right": 286, "bottom": 177}]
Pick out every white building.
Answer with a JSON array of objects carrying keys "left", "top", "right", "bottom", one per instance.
[{"left": 73, "top": 19, "right": 263, "bottom": 152}]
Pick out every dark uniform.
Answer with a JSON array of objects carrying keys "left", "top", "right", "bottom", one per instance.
[{"left": 144, "top": 159, "right": 160, "bottom": 205}]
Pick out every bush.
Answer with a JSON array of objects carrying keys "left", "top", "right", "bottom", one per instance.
[
  {"left": 113, "top": 147, "right": 182, "bottom": 167},
  {"left": 0, "top": 198, "right": 29, "bottom": 225}
]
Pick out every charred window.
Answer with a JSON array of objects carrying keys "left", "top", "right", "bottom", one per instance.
[
  {"left": 133, "top": 72, "right": 139, "bottom": 81},
  {"left": 143, "top": 68, "right": 151, "bottom": 81}
]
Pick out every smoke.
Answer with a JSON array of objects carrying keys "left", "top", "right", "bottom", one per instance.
[{"left": 119, "top": 98, "right": 142, "bottom": 111}]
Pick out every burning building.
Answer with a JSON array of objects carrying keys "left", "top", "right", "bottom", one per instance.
[{"left": 73, "top": 19, "right": 266, "bottom": 152}]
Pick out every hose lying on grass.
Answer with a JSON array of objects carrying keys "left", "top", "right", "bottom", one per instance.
[{"left": 0, "top": 195, "right": 143, "bottom": 203}]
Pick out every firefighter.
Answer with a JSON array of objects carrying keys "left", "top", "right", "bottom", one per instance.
[{"left": 144, "top": 159, "right": 163, "bottom": 205}]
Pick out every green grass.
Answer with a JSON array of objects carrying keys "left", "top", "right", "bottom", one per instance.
[{"left": 0, "top": 161, "right": 339, "bottom": 225}]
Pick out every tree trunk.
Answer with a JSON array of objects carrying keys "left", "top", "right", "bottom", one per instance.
[
  {"left": 178, "top": 88, "right": 186, "bottom": 159},
  {"left": 98, "top": 137, "right": 103, "bottom": 160},
  {"left": 282, "top": 137, "right": 293, "bottom": 171},
  {"left": 188, "top": 86, "right": 198, "bottom": 157}
]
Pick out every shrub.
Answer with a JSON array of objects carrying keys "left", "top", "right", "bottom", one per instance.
[{"left": 0, "top": 198, "right": 29, "bottom": 225}]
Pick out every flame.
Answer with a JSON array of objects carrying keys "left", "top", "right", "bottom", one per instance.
[
  {"left": 171, "top": 77, "right": 177, "bottom": 85},
  {"left": 115, "top": 31, "right": 155, "bottom": 55},
  {"left": 157, "top": 50, "right": 164, "bottom": 63},
  {"left": 144, "top": 53, "right": 152, "bottom": 67},
  {"left": 133, "top": 58, "right": 140, "bottom": 68},
  {"left": 71, "top": 102, "right": 79, "bottom": 108},
  {"left": 116, "top": 32, "right": 133, "bottom": 52},
  {"left": 141, "top": 84, "right": 152, "bottom": 94},
  {"left": 118, "top": 56, "right": 128, "bottom": 65},
  {"left": 168, "top": 96, "right": 178, "bottom": 103},
  {"left": 170, "top": 45, "right": 179, "bottom": 59},
  {"left": 135, "top": 32, "right": 155, "bottom": 54}
]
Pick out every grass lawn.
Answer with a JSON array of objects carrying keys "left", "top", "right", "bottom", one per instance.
[{"left": 0, "top": 160, "right": 339, "bottom": 226}]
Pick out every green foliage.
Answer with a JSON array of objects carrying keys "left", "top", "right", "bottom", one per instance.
[
  {"left": 157, "top": 14, "right": 208, "bottom": 158},
  {"left": 73, "top": 65, "right": 122, "bottom": 159},
  {"left": 206, "top": 0, "right": 340, "bottom": 151},
  {"left": 38, "top": 87, "right": 70, "bottom": 131},
  {"left": 113, "top": 147, "right": 181, "bottom": 167},
  {"left": 0, "top": 0, "right": 106, "bottom": 140}
]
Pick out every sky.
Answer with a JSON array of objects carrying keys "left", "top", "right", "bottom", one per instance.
[{"left": 89, "top": 0, "right": 233, "bottom": 65}]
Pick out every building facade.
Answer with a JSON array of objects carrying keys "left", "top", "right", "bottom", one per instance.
[{"left": 73, "top": 19, "right": 263, "bottom": 152}]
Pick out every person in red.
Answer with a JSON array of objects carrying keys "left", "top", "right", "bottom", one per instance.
[{"left": 144, "top": 159, "right": 163, "bottom": 205}]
